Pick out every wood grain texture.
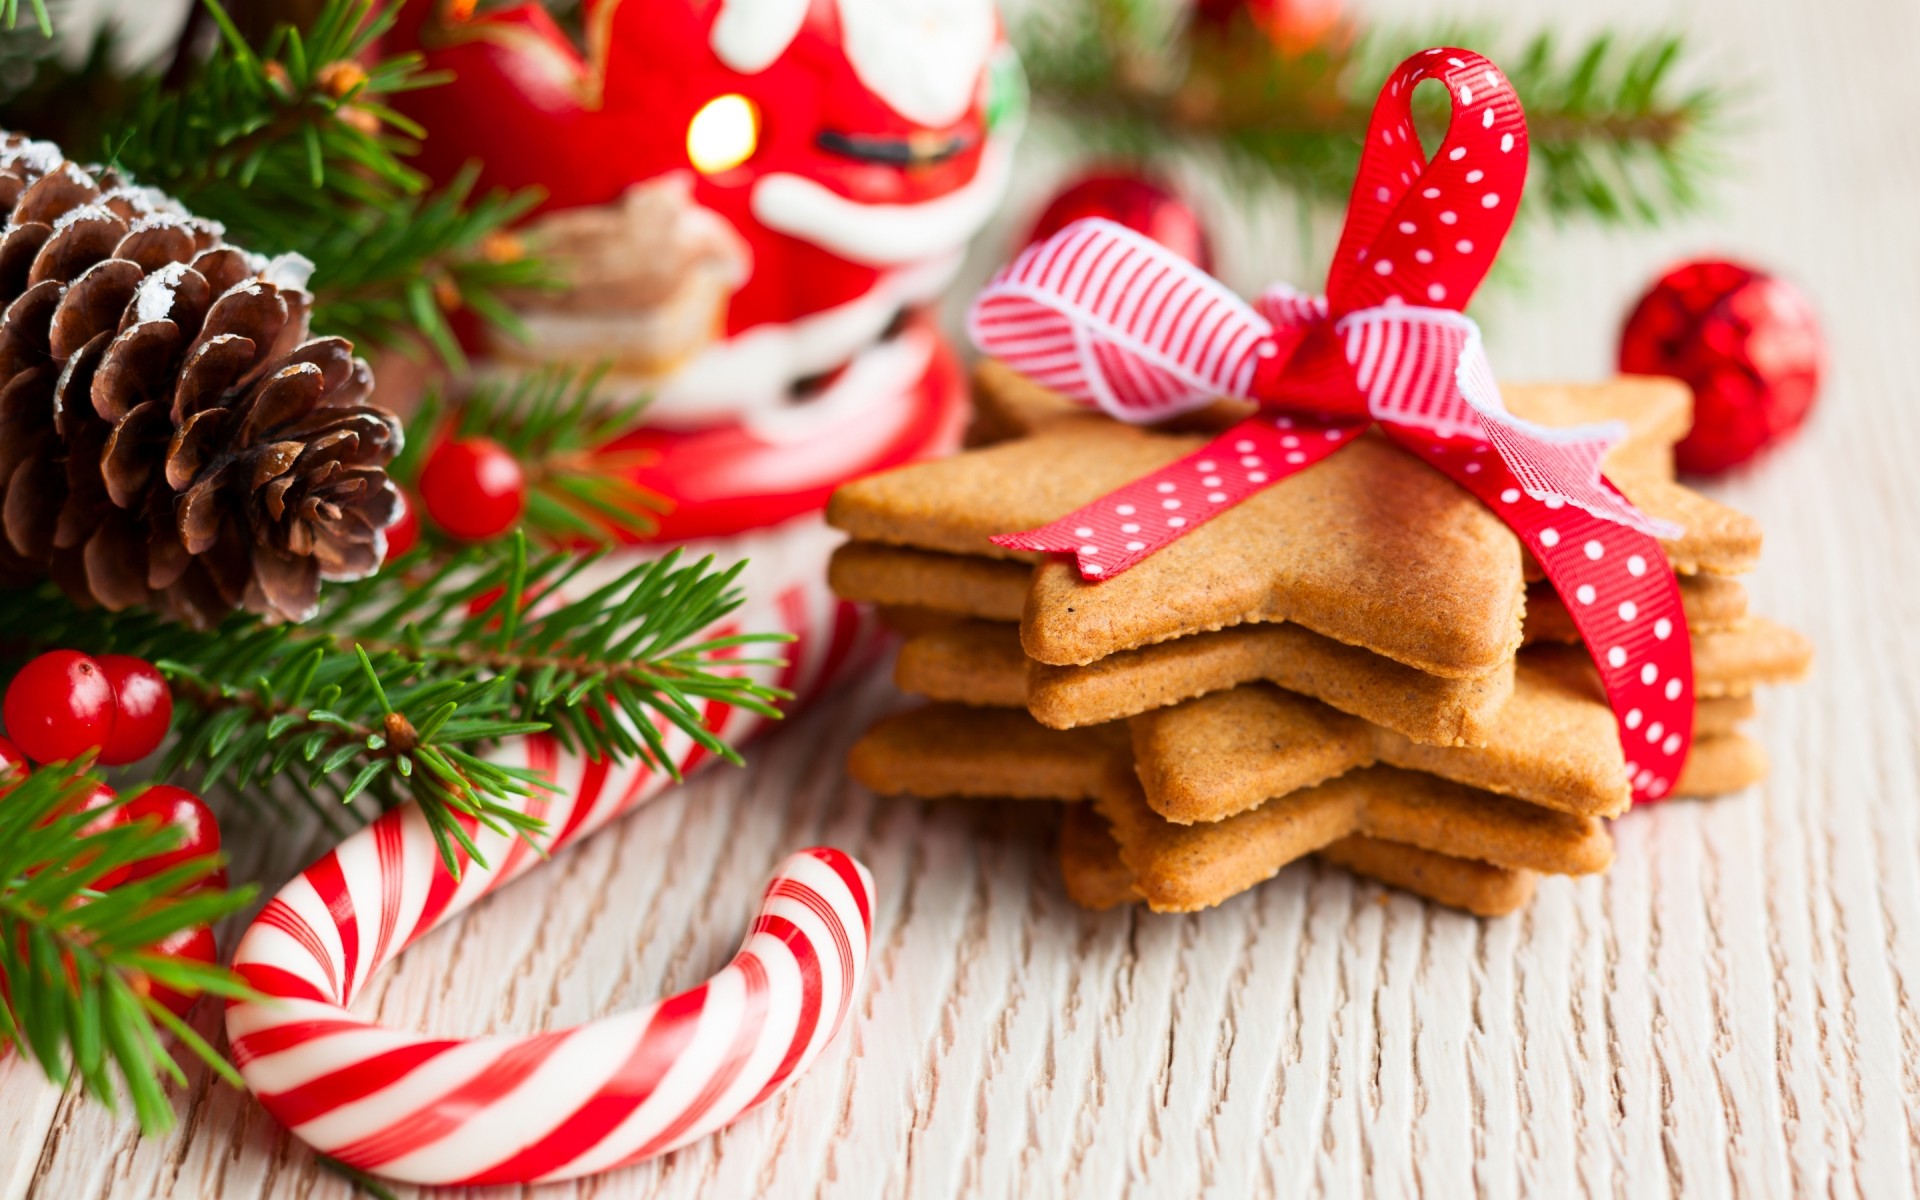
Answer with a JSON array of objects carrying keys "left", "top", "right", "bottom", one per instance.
[{"left": 4, "top": 0, "right": 1918, "bottom": 1194}]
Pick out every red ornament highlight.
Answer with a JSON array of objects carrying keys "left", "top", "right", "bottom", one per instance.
[
  {"left": 4, "top": 650, "right": 115, "bottom": 766},
  {"left": 1618, "top": 259, "right": 1824, "bottom": 475},
  {"left": 418, "top": 437, "right": 528, "bottom": 541},
  {"left": 388, "top": 0, "right": 1012, "bottom": 356},
  {"left": 96, "top": 655, "right": 172, "bottom": 767},
  {"left": 1028, "top": 172, "right": 1212, "bottom": 270}
]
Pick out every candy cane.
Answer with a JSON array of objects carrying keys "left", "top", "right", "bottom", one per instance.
[{"left": 225, "top": 519, "right": 885, "bottom": 1185}]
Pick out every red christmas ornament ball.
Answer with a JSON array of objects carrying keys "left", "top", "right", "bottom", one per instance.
[
  {"left": 1618, "top": 259, "right": 1824, "bottom": 475},
  {"left": 118, "top": 785, "right": 223, "bottom": 890},
  {"left": 418, "top": 437, "right": 527, "bottom": 541},
  {"left": 1028, "top": 172, "right": 1212, "bottom": 271},
  {"left": 96, "top": 655, "right": 172, "bottom": 767},
  {"left": 4, "top": 650, "right": 116, "bottom": 765},
  {"left": 139, "top": 923, "right": 218, "bottom": 1020}
]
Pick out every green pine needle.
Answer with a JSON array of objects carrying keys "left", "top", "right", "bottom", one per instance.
[
  {"left": 0, "top": 762, "right": 258, "bottom": 1135},
  {"left": 0, "top": 0, "right": 51, "bottom": 37},
  {"left": 3, "top": 0, "right": 553, "bottom": 364},
  {"left": 394, "top": 367, "right": 672, "bottom": 547},
  {"left": 0, "top": 534, "right": 792, "bottom": 879}
]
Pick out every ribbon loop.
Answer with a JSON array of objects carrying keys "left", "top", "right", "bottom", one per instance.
[
  {"left": 1328, "top": 48, "right": 1528, "bottom": 316},
  {"left": 990, "top": 411, "right": 1368, "bottom": 578},
  {"left": 966, "top": 218, "right": 1276, "bottom": 425}
]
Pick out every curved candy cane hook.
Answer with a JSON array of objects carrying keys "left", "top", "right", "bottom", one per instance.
[{"left": 224, "top": 568, "right": 883, "bottom": 1186}]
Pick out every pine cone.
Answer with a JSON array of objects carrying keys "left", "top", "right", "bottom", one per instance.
[{"left": 0, "top": 133, "right": 402, "bottom": 628}]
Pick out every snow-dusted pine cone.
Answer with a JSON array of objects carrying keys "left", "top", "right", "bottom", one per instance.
[{"left": 0, "top": 132, "right": 402, "bottom": 627}]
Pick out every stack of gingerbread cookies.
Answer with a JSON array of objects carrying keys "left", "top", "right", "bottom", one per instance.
[{"left": 826, "top": 362, "right": 1812, "bottom": 917}]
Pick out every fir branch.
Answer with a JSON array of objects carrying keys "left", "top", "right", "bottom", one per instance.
[
  {"left": 0, "top": 762, "right": 257, "bottom": 1135},
  {"left": 0, "top": 4, "right": 141, "bottom": 152},
  {"left": 0, "top": 0, "right": 50, "bottom": 38},
  {"left": 321, "top": 539, "right": 793, "bottom": 771},
  {"left": 1480, "top": 31, "right": 1726, "bottom": 225},
  {"left": 160, "top": 641, "right": 551, "bottom": 870},
  {"left": 395, "top": 368, "right": 670, "bottom": 546},
  {"left": 289, "top": 164, "right": 543, "bottom": 367},
  {"left": 81, "top": 0, "right": 552, "bottom": 365},
  {"left": 1018, "top": 1, "right": 1732, "bottom": 230},
  {"left": 109, "top": 0, "right": 431, "bottom": 207},
  {"left": 0, "top": 537, "right": 791, "bottom": 877}
]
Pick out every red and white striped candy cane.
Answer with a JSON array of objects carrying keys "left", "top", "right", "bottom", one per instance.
[{"left": 225, "top": 516, "right": 886, "bottom": 1185}]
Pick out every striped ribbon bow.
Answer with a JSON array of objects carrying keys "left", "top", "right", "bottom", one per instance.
[{"left": 967, "top": 48, "right": 1696, "bottom": 804}]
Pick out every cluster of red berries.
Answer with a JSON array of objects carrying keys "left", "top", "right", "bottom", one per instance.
[
  {"left": 1, "top": 650, "right": 221, "bottom": 1020},
  {"left": 3, "top": 650, "right": 171, "bottom": 766}
]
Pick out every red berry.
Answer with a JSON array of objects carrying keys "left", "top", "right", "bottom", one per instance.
[
  {"left": 463, "top": 581, "right": 553, "bottom": 631},
  {"left": 1028, "top": 173, "right": 1212, "bottom": 271},
  {"left": 383, "top": 489, "right": 422, "bottom": 563},
  {"left": 138, "top": 923, "right": 217, "bottom": 1021},
  {"left": 117, "top": 785, "right": 222, "bottom": 888},
  {"left": 3, "top": 650, "right": 116, "bottom": 765},
  {"left": 67, "top": 781, "right": 128, "bottom": 888},
  {"left": 67, "top": 780, "right": 119, "bottom": 832},
  {"left": 96, "top": 655, "right": 172, "bottom": 766},
  {"left": 418, "top": 437, "right": 527, "bottom": 541},
  {"left": 1619, "top": 259, "right": 1824, "bottom": 475}
]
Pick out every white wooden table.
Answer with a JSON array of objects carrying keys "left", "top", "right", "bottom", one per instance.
[{"left": 6, "top": 0, "right": 1919, "bottom": 1194}]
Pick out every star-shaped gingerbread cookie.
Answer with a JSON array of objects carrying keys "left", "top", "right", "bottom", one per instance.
[{"left": 829, "top": 409, "right": 1757, "bottom": 678}]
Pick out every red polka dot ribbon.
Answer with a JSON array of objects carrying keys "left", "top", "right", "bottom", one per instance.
[{"left": 966, "top": 48, "right": 1694, "bottom": 803}]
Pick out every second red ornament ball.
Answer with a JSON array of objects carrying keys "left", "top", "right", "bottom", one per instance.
[
  {"left": 1619, "top": 258, "right": 1824, "bottom": 475},
  {"left": 1028, "top": 172, "right": 1212, "bottom": 270}
]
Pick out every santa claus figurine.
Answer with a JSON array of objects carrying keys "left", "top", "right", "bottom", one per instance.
[{"left": 389, "top": 0, "right": 1020, "bottom": 540}]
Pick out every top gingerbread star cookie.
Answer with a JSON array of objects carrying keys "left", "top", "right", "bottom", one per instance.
[{"left": 826, "top": 374, "right": 1758, "bottom": 677}]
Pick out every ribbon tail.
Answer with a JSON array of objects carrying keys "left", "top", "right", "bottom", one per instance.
[
  {"left": 967, "top": 217, "right": 1278, "bottom": 425},
  {"left": 989, "top": 413, "right": 1368, "bottom": 579},
  {"left": 1533, "top": 512, "right": 1694, "bottom": 804},
  {"left": 1388, "top": 426, "right": 1695, "bottom": 804}
]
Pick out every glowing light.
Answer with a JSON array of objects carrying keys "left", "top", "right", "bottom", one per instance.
[{"left": 688, "top": 94, "right": 759, "bottom": 175}]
